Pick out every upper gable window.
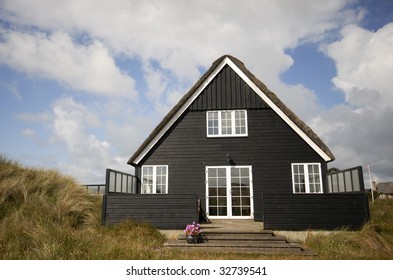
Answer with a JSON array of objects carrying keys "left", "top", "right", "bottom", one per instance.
[{"left": 207, "top": 110, "right": 248, "bottom": 137}]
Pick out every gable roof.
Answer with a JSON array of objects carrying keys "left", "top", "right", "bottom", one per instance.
[{"left": 128, "top": 55, "right": 335, "bottom": 166}]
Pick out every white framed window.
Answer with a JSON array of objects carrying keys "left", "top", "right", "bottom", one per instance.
[
  {"left": 292, "top": 163, "right": 323, "bottom": 194},
  {"left": 141, "top": 165, "right": 168, "bottom": 194},
  {"left": 207, "top": 110, "right": 248, "bottom": 137}
]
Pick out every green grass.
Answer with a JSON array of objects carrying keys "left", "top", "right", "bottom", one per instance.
[{"left": 1, "top": 155, "right": 392, "bottom": 259}]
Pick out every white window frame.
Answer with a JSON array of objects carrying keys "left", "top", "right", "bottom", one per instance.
[
  {"left": 291, "top": 163, "right": 323, "bottom": 194},
  {"left": 141, "top": 165, "right": 168, "bottom": 194},
  {"left": 206, "top": 110, "right": 248, "bottom": 137}
]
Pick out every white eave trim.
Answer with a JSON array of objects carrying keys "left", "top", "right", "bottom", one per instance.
[
  {"left": 225, "top": 59, "right": 332, "bottom": 162},
  {"left": 133, "top": 57, "right": 230, "bottom": 165},
  {"left": 133, "top": 57, "right": 333, "bottom": 165}
]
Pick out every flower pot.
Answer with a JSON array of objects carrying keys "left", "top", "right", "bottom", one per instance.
[{"left": 186, "top": 235, "right": 203, "bottom": 244}]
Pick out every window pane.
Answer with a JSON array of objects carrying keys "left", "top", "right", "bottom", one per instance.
[
  {"left": 240, "top": 168, "right": 249, "bottom": 177},
  {"left": 209, "top": 197, "right": 217, "bottom": 206},
  {"left": 218, "top": 197, "right": 227, "bottom": 206},
  {"left": 142, "top": 166, "right": 153, "bottom": 194},
  {"left": 241, "top": 207, "right": 251, "bottom": 216},
  {"left": 231, "top": 177, "right": 240, "bottom": 186},
  {"left": 234, "top": 110, "right": 246, "bottom": 135},
  {"left": 208, "top": 178, "right": 217, "bottom": 187},
  {"left": 209, "top": 207, "right": 217, "bottom": 216},
  {"left": 240, "top": 177, "right": 250, "bottom": 186},
  {"left": 217, "top": 168, "right": 226, "bottom": 177},
  {"left": 207, "top": 111, "right": 219, "bottom": 135},
  {"left": 231, "top": 207, "right": 241, "bottom": 216},
  {"left": 208, "top": 168, "right": 216, "bottom": 177},
  {"left": 231, "top": 187, "right": 240, "bottom": 196},
  {"left": 209, "top": 187, "right": 217, "bottom": 196},
  {"left": 218, "top": 207, "right": 227, "bottom": 216},
  {"left": 241, "top": 197, "right": 250, "bottom": 206},
  {"left": 315, "top": 183, "right": 321, "bottom": 193},
  {"left": 232, "top": 197, "right": 241, "bottom": 206},
  {"left": 217, "top": 187, "right": 226, "bottom": 196},
  {"left": 293, "top": 164, "right": 305, "bottom": 193},
  {"left": 241, "top": 187, "right": 250, "bottom": 196},
  {"left": 231, "top": 168, "right": 239, "bottom": 177},
  {"left": 221, "top": 111, "right": 232, "bottom": 135},
  {"left": 217, "top": 178, "right": 226, "bottom": 187}
]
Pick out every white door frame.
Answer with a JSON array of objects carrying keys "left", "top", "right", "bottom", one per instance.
[{"left": 205, "top": 166, "right": 254, "bottom": 219}]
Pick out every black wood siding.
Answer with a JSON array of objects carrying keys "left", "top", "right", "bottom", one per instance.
[
  {"left": 102, "top": 194, "right": 198, "bottom": 229},
  {"left": 138, "top": 107, "right": 326, "bottom": 221},
  {"left": 262, "top": 193, "right": 370, "bottom": 230}
]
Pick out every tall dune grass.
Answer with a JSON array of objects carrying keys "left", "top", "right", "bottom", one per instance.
[
  {"left": 0, "top": 155, "right": 169, "bottom": 259},
  {"left": 305, "top": 199, "right": 393, "bottom": 259}
]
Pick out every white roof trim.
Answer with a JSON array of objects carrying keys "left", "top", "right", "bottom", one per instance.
[
  {"left": 133, "top": 57, "right": 230, "bottom": 165},
  {"left": 225, "top": 59, "right": 332, "bottom": 162},
  {"left": 133, "top": 57, "right": 332, "bottom": 165}
]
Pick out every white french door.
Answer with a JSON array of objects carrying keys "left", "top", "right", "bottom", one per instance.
[{"left": 206, "top": 166, "right": 253, "bottom": 219}]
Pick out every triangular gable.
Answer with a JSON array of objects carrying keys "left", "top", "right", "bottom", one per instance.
[
  {"left": 190, "top": 64, "right": 268, "bottom": 110},
  {"left": 128, "top": 55, "right": 334, "bottom": 165}
]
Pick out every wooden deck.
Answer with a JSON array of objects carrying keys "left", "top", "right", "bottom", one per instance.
[{"left": 164, "top": 220, "right": 317, "bottom": 256}]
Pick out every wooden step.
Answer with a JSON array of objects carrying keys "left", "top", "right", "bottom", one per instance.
[
  {"left": 167, "top": 246, "right": 317, "bottom": 256},
  {"left": 163, "top": 230, "right": 317, "bottom": 256},
  {"left": 164, "top": 240, "right": 315, "bottom": 256},
  {"left": 178, "top": 234, "right": 287, "bottom": 242},
  {"left": 166, "top": 239, "right": 301, "bottom": 249}
]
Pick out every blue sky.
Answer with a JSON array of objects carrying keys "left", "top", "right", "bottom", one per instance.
[{"left": 1, "top": 0, "right": 393, "bottom": 185}]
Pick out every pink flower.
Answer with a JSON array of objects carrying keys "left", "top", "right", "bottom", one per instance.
[{"left": 184, "top": 222, "right": 201, "bottom": 236}]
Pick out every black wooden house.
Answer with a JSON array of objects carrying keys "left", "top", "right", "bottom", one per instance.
[{"left": 102, "top": 55, "right": 370, "bottom": 230}]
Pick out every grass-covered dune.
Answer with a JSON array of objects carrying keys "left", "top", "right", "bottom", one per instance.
[{"left": 0, "top": 155, "right": 165, "bottom": 259}]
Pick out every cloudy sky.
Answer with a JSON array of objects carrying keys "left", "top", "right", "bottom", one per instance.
[{"left": 1, "top": 0, "right": 392, "bottom": 185}]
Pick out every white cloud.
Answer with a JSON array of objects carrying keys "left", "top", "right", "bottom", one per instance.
[
  {"left": 314, "top": 23, "right": 393, "bottom": 182},
  {"left": 326, "top": 23, "right": 393, "bottom": 108},
  {"left": 0, "top": 30, "right": 137, "bottom": 97},
  {"left": 50, "top": 96, "right": 148, "bottom": 182},
  {"left": 51, "top": 96, "right": 111, "bottom": 179}
]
